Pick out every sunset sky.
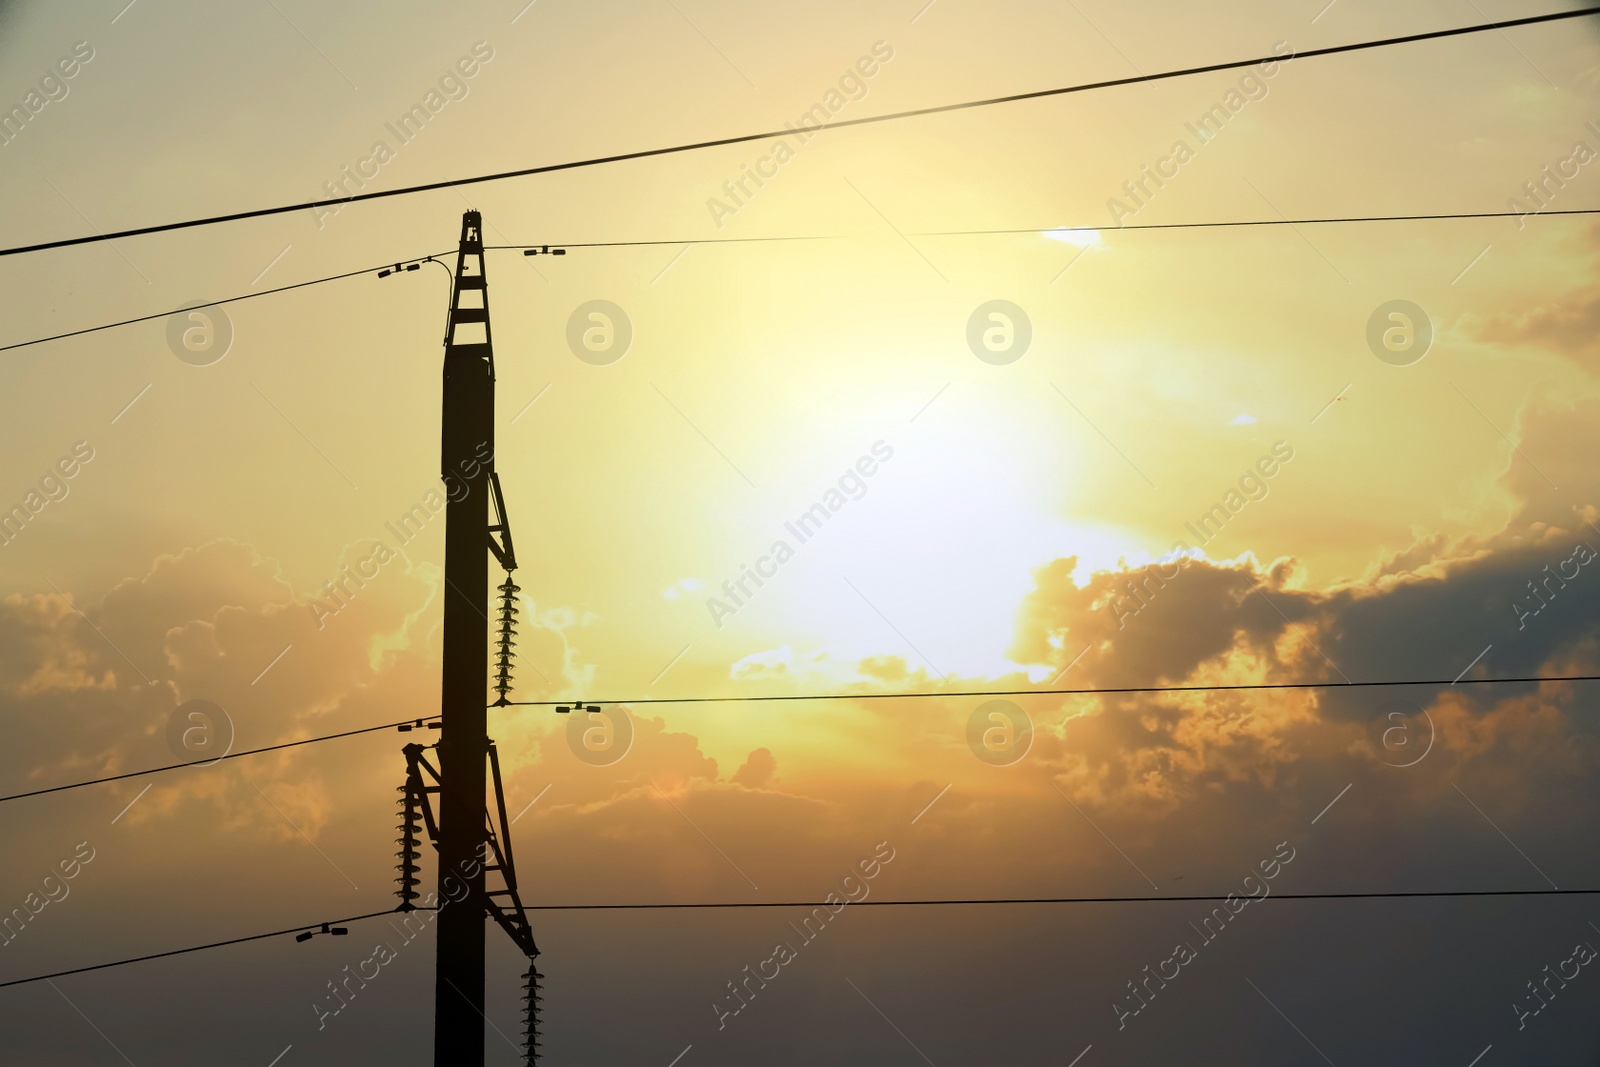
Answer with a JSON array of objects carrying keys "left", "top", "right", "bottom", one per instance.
[{"left": 2, "top": 0, "right": 1599, "bottom": 1064}]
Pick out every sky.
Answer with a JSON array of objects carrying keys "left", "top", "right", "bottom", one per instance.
[{"left": 1, "top": 0, "right": 1599, "bottom": 1064}]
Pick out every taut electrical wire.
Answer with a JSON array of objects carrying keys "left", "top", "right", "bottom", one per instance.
[
  {"left": 0, "top": 908, "right": 401, "bottom": 991},
  {"left": 4, "top": 673, "right": 1591, "bottom": 807},
  {"left": 0, "top": 717, "right": 441, "bottom": 805},
  {"left": 1, "top": 888, "right": 1593, "bottom": 991},
  {"left": 12, "top": 205, "right": 1598, "bottom": 355},
  {"left": 527, "top": 888, "right": 1600, "bottom": 910},
  {"left": 1, "top": 7, "right": 1595, "bottom": 259},
  {"left": 0, "top": 253, "right": 445, "bottom": 355},
  {"left": 492, "top": 672, "right": 1600, "bottom": 708},
  {"left": 908, "top": 206, "right": 1600, "bottom": 237},
  {"left": 489, "top": 206, "right": 1600, "bottom": 252}
]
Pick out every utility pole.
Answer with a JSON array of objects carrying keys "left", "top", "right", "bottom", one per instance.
[{"left": 435, "top": 210, "right": 494, "bottom": 1065}]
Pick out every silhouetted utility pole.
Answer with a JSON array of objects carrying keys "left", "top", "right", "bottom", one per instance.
[
  {"left": 436, "top": 210, "right": 494, "bottom": 1065},
  {"left": 393, "top": 211, "right": 540, "bottom": 1064}
]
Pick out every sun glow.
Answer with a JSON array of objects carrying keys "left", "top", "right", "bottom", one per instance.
[{"left": 1043, "top": 228, "right": 1103, "bottom": 248}]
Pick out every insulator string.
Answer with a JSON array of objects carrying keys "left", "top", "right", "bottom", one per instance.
[{"left": 494, "top": 575, "right": 521, "bottom": 705}]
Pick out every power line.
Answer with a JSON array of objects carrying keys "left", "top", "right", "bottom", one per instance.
[
  {"left": 494, "top": 206, "right": 1600, "bottom": 252},
  {"left": 3, "top": 6, "right": 1594, "bottom": 261},
  {"left": 1, "top": 887, "right": 1592, "bottom": 991},
  {"left": 1, "top": 240, "right": 843, "bottom": 354},
  {"left": 493, "top": 672, "right": 1600, "bottom": 708},
  {"left": 5, "top": 673, "right": 1592, "bottom": 807},
  {"left": 911, "top": 206, "right": 1600, "bottom": 237},
  {"left": 12, "top": 204, "right": 1597, "bottom": 356},
  {"left": 528, "top": 888, "right": 1600, "bottom": 910},
  {"left": 0, "top": 908, "right": 400, "bottom": 992},
  {"left": 0, "top": 716, "right": 440, "bottom": 806},
  {"left": 486, "top": 234, "right": 844, "bottom": 250},
  {"left": 0, "top": 253, "right": 443, "bottom": 355}
]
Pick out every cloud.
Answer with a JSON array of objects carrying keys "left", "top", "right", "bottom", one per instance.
[
  {"left": 732, "top": 747, "right": 777, "bottom": 788},
  {"left": 730, "top": 645, "right": 794, "bottom": 679},
  {"left": 1480, "top": 290, "right": 1600, "bottom": 359},
  {"left": 2, "top": 387, "right": 1595, "bottom": 1020},
  {"left": 662, "top": 577, "right": 705, "bottom": 600},
  {"left": 0, "top": 539, "right": 584, "bottom": 835},
  {"left": 1474, "top": 226, "right": 1600, "bottom": 373},
  {"left": 994, "top": 395, "right": 1600, "bottom": 815}
]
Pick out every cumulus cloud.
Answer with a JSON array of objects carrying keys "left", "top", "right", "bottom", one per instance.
[
  {"left": 1480, "top": 290, "right": 1600, "bottom": 360},
  {"left": 0, "top": 539, "right": 588, "bottom": 835},
  {"left": 3, "top": 384, "right": 1596, "bottom": 949},
  {"left": 989, "top": 395, "right": 1600, "bottom": 817},
  {"left": 732, "top": 747, "right": 777, "bottom": 788},
  {"left": 1474, "top": 222, "right": 1600, "bottom": 373}
]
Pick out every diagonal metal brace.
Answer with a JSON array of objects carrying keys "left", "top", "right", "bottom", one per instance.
[{"left": 488, "top": 471, "right": 517, "bottom": 571}]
